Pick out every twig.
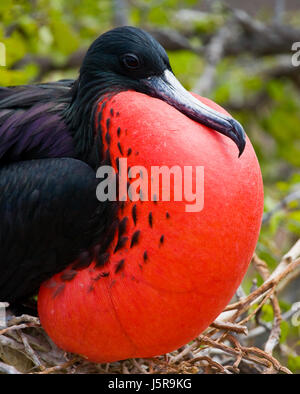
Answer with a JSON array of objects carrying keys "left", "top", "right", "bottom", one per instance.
[
  {"left": 224, "top": 256, "right": 300, "bottom": 315},
  {"left": 262, "top": 189, "right": 300, "bottom": 224},
  {"left": 19, "top": 331, "right": 45, "bottom": 370},
  {"left": 264, "top": 295, "right": 282, "bottom": 355},
  {"left": 7, "top": 314, "right": 40, "bottom": 327},
  {"left": 193, "top": 23, "right": 231, "bottom": 95},
  {"left": 131, "top": 358, "right": 148, "bottom": 374},
  {"left": 210, "top": 321, "right": 248, "bottom": 335},
  {"left": 0, "top": 361, "right": 22, "bottom": 374},
  {"left": 252, "top": 254, "right": 282, "bottom": 355},
  {"left": 198, "top": 335, "right": 291, "bottom": 374},
  {"left": 190, "top": 356, "right": 230, "bottom": 374},
  {"left": 169, "top": 342, "right": 198, "bottom": 364},
  {"left": 0, "top": 323, "right": 33, "bottom": 335},
  {"left": 112, "top": 0, "right": 129, "bottom": 27}
]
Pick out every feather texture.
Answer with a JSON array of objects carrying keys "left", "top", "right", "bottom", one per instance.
[{"left": 0, "top": 80, "right": 75, "bottom": 163}]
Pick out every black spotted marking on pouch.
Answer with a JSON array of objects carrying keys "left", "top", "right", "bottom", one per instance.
[
  {"left": 98, "top": 218, "right": 119, "bottom": 255},
  {"left": 118, "top": 217, "right": 128, "bottom": 237},
  {"left": 166, "top": 212, "right": 170, "bottom": 219},
  {"left": 88, "top": 285, "right": 95, "bottom": 293},
  {"left": 114, "top": 236, "right": 128, "bottom": 253},
  {"left": 130, "top": 230, "right": 141, "bottom": 248},
  {"left": 117, "top": 142, "right": 123, "bottom": 155},
  {"left": 138, "top": 263, "right": 143, "bottom": 270},
  {"left": 132, "top": 204, "right": 137, "bottom": 226},
  {"left": 143, "top": 251, "right": 148, "bottom": 262},
  {"left": 106, "top": 118, "right": 111, "bottom": 132},
  {"left": 53, "top": 283, "right": 65, "bottom": 298},
  {"left": 110, "top": 108, "right": 114, "bottom": 117},
  {"left": 135, "top": 151, "right": 139, "bottom": 156},
  {"left": 117, "top": 127, "right": 121, "bottom": 137},
  {"left": 120, "top": 201, "right": 126, "bottom": 212},
  {"left": 105, "top": 131, "right": 111, "bottom": 145},
  {"left": 96, "top": 102, "right": 107, "bottom": 132},
  {"left": 159, "top": 235, "right": 165, "bottom": 246},
  {"left": 95, "top": 252, "right": 110, "bottom": 268},
  {"left": 61, "top": 270, "right": 77, "bottom": 282},
  {"left": 127, "top": 148, "right": 132, "bottom": 157},
  {"left": 116, "top": 112, "right": 120, "bottom": 117},
  {"left": 101, "top": 272, "right": 110, "bottom": 278},
  {"left": 115, "top": 259, "right": 125, "bottom": 274},
  {"left": 148, "top": 212, "right": 153, "bottom": 228},
  {"left": 99, "top": 101, "right": 107, "bottom": 115},
  {"left": 102, "top": 149, "right": 112, "bottom": 167},
  {"left": 72, "top": 251, "right": 93, "bottom": 270}
]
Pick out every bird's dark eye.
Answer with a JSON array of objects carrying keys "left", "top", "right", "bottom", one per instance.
[{"left": 121, "top": 54, "right": 141, "bottom": 70}]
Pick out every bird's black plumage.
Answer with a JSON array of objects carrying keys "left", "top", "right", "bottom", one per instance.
[
  {"left": 0, "top": 26, "right": 246, "bottom": 304},
  {"left": 0, "top": 80, "right": 74, "bottom": 163},
  {"left": 0, "top": 159, "right": 98, "bottom": 301}
]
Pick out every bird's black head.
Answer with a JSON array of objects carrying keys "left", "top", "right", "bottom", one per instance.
[
  {"left": 79, "top": 26, "right": 171, "bottom": 91},
  {"left": 77, "top": 26, "right": 246, "bottom": 156}
]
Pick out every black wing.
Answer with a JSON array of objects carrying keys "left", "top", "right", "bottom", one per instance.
[
  {"left": 0, "top": 157, "right": 103, "bottom": 303},
  {"left": 0, "top": 80, "right": 76, "bottom": 164}
]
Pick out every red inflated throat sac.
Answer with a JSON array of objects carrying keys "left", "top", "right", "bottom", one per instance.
[{"left": 38, "top": 91, "right": 264, "bottom": 363}]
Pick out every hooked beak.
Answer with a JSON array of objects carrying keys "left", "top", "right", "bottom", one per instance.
[{"left": 142, "top": 70, "right": 246, "bottom": 157}]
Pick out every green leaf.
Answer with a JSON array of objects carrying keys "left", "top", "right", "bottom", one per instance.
[{"left": 280, "top": 321, "right": 290, "bottom": 344}]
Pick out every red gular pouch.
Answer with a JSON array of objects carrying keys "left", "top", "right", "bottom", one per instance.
[{"left": 38, "top": 91, "right": 264, "bottom": 363}]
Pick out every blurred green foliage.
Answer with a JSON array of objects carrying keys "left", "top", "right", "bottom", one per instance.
[{"left": 0, "top": 0, "right": 300, "bottom": 371}]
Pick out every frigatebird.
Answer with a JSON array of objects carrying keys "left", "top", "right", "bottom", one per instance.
[{"left": 0, "top": 26, "right": 246, "bottom": 304}]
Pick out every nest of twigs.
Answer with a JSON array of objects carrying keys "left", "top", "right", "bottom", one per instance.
[{"left": 1, "top": 240, "right": 300, "bottom": 374}]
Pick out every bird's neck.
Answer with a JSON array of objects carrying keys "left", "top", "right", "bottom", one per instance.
[
  {"left": 62, "top": 79, "right": 99, "bottom": 166},
  {"left": 63, "top": 76, "right": 122, "bottom": 168}
]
